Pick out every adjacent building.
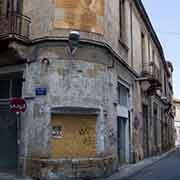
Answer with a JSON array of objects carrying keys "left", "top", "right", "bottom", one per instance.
[
  {"left": 0, "top": 0, "right": 175, "bottom": 179},
  {"left": 174, "top": 99, "right": 180, "bottom": 146}
]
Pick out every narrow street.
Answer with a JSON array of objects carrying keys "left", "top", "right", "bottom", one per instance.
[{"left": 123, "top": 148, "right": 180, "bottom": 180}]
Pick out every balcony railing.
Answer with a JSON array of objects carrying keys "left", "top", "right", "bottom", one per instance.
[
  {"left": 142, "top": 62, "right": 162, "bottom": 85},
  {"left": 0, "top": 12, "right": 31, "bottom": 40}
]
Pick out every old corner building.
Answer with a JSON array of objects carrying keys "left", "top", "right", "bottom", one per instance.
[{"left": 0, "top": 0, "right": 175, "bottom": 179}]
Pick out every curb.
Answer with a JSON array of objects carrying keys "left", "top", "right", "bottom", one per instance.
[{"left": 106, "top": 147, "right": 177, "bottom": 180}]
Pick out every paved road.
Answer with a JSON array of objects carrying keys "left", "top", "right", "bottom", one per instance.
[{"left": 125, "top": 148, "right": 180, "bottom": 180}]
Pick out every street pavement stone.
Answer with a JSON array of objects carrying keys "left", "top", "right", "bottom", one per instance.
[
  {"left": 101, "top": 148, "right": 177, "bottom": 180},
  {"left": 125, "top": 148, "right": 180, "bottom": 180},
  {"left": 0, "top": 172, "right": 32, "bottom": 180}
]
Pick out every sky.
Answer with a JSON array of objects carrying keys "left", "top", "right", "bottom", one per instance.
[{"left": 142, "top": 0, "right": 180, "bottom": 98}]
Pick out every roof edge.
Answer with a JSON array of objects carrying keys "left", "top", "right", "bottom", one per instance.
[{"left": 134, "top": 0, "right": 167, "bottom": 67}]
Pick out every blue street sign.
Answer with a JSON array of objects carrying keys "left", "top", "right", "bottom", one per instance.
[{"left": 35, "top": 88, "right": 47, "bottom": 96}]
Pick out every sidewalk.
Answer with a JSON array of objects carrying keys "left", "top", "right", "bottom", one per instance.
[
  {"left": 103, "top": 148, "right": 176, "bottom": 180},
  {"left": 0, "top": 172, "right": 32, "bottom": 180}
]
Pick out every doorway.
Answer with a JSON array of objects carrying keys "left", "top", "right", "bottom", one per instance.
[
  {"left": 117, "top": 117, "right": 129, "bottom": 164},
  {"left": 143, "top": 104, "right": 149, "bottom": 158},
  {"left": 0, "top": 73, "right": 22, "bottom": 171}
]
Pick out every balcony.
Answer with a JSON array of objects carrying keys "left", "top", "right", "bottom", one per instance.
[
  {"left": 0, "top": 12, "right": 31, "bottom": 41},
  {"left": 142, "top": 62, "right": 162, "bottom": 88}
]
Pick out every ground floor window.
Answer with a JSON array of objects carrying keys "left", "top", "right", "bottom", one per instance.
[{"left": 51, "top": 114, "right": 97, "bottom": 158}]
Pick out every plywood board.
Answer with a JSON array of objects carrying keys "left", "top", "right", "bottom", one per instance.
[
  {"left": 54, "top": 0, "right": 104, "bottom": 34},
  {"left": 51, "top": 114, "right": 97, "bottom": 158}
]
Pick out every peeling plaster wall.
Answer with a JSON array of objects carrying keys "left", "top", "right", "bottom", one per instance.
[
  {"left": 23, "top": 0, "right": 128, "bottom": 62},
  {"left": 18, "top": 43, "right": 135, "bottom": 178}
]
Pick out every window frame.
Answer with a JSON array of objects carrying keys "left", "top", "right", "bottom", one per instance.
[
  {"left": 119, "top": 0, "right": 126, "bottom": 41},
  {"left": 117, "top": 81, "right": 129, "bottom": 107}
]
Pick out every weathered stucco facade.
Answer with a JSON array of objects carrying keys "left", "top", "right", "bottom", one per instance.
[
  {"left": 0, "top": 0, "right": 175, "bottom": 179},
  {"left": 174, "top": 99, "right": 180, "bottom": 147}
]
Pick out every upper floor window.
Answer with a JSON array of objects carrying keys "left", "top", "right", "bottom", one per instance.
[
  {"left": 117, "top": 82, "right": 129, "bottom": 107},
  {"left": 14, "top": 0, "right": 23, "bottom": 13},
  {"left": 0, "top": 0, "right": 23, "bottom": 16},
  {"left": 141, "top": 32, "right": 145, "bottom": 67},
  {"left": 0, "top": 1, "right": 2, "bottom": 15},
  {"left": 152, "top": 49, "right": 155, "bottom": 62},
  {"left": 0, "top": 0, "right": 8, "bottom": 16},
  {"left": 119, "top": 0, "right": 126, "bottom": 41},
  {"left": 153, "top": 102, "right": 158, "bottom": 119}
]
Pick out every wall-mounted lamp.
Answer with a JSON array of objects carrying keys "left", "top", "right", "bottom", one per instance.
[
  {"left": 68, "top": 31, "right": 80, "bottom": 56},
  {"left": 40, "top": 58, "right": 50, "bottom": 65}
]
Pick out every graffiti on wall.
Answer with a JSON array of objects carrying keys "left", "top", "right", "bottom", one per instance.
[
  {"left": 52, "top": 126, "right": 63, "bottom": 138},
  {"left": 78, "top": 127, "right": 95, "bottom": 146},
  {"left": 108, "top": 128, "right": 117, "bottom": 145},
  {"left": 54, "top": 0, "right": 104, "bottom": 33}
]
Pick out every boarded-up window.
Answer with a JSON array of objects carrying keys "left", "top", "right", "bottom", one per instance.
[
  {"left": 51, "top": 114, "right": 96, "bottom": 158},
  {"left": 54, "top": 0, "right": 104, "bottom": 34}
]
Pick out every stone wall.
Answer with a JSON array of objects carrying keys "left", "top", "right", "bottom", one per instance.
[
  {"left": 24, "top": 156, "right": 117, "bottom": 179},
  {"left": 17, "top": 41, "right": 135, "bottom": 179}
]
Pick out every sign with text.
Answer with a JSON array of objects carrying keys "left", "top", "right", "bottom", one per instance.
[
  {"left": 54, "top": 0, "right": 104, "bottom": 34},
  {"left": 35, "top": 88, "right": 47, "bottom": 96},
  {"left": 10, "top": 98, "right": 27, "bottom": 113}
]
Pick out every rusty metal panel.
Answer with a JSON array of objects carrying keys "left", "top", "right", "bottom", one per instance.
[
  {"left": 51, "top": 115, "right": 96, "bottom": 158},
  {"left": 54, "top": 0, "right": 104, "bottom": 34}
]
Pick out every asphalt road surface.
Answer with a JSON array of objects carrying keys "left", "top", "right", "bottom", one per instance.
[{"left": 125, "top": 148, "right": 180, "bottom": 180}]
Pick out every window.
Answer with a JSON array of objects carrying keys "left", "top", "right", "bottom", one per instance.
[
  {"left": 14, "top": 0, "right": 23, "bottom": 13},
  {"left": 0, "top": 80, "right": 10, "bottom": 99},
  {"left": 0, "top": 0, "right": 23, "bottom": 16},
  {"left": 152, "top": 49, "right": 155, "bottom": 62},
  {"left": 117, "top": 82, "right": 129, "bottom": 107},
  {"left": 0, "top": 0, "right": 2, "bottom": 15},
  {"left": 0, "top": 0, "right": 7, "bottom": 15},
  {"left": 141, "top": 32, "right": 145, "bottom": 69},
  {"left": 153, "top": 102, "right": 158, "bottom": 146},
  {"left": 0, "top": 74, "right": 22, "bottom": 99},
  {"left": 119, "top": 0, "right": 126, "bottom": 40}
]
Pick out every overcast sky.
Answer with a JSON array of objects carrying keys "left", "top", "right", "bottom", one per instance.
[{"left": 142, "top": 0, "right": 180, "bottom": 98}]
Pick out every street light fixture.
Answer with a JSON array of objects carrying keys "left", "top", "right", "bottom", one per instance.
[{"left": 68, "top": 31, "right": 80, "bottom": 55}]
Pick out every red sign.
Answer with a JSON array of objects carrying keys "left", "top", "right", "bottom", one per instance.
[{"left": 10, "top": 98, "right": 27, "bottom": 113}]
